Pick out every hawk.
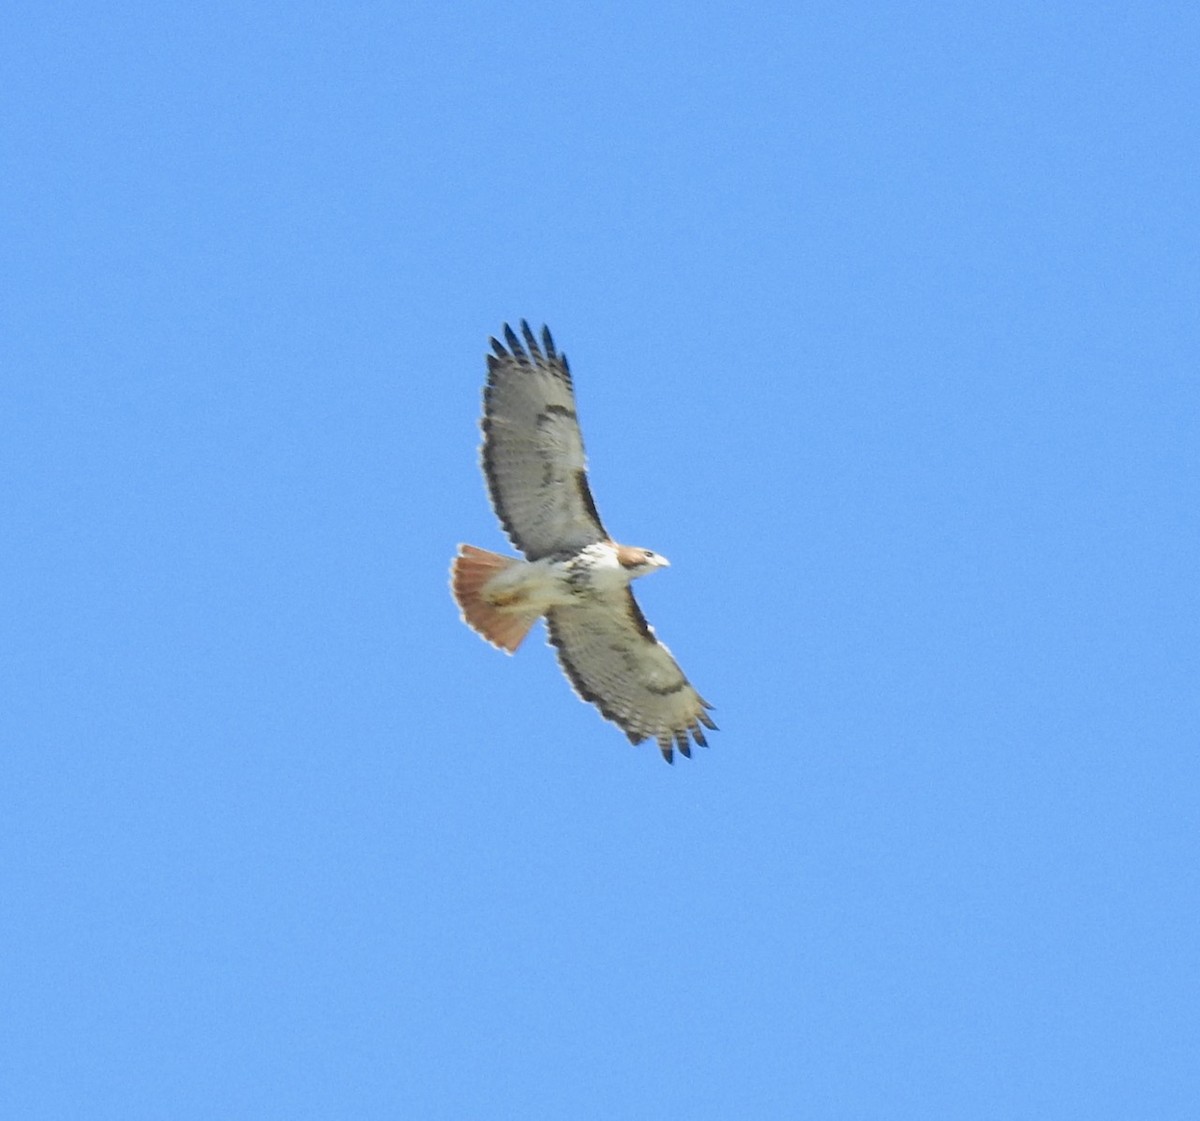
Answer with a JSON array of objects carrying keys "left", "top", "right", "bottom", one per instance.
[{"left": 450, "top": 321, "right": 716, "bottom": 763}]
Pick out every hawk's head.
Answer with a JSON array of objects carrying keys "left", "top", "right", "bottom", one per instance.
[{"left": 615, "top": 544, "right": 670, "bottom": 577}]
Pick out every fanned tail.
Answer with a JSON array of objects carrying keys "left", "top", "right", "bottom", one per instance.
[{"left": 450, "top": 544, "right": 540, "bottom": 653}]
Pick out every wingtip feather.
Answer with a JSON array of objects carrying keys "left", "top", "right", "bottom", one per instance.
[
  {"left": 502, "top": 322, "right": 524, "bottom": 359},
  {"left": 520, "top": 320, "right": 542, "bottom": 359}
]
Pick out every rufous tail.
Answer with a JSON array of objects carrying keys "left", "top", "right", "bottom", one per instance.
[{"left": 450, "top": 544, "right": 540, "bottom": 654}]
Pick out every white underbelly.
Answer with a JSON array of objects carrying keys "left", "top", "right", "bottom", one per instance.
[{"left": 483, "top": 557, "right": 581, "bottom": 613}]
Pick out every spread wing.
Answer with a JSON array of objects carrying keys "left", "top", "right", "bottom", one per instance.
[
  {"left": 482, "top": 322, "right": 608, "bottom": 560},
  {"left": 546, "top": 590, "right": 717, "bottom": 763}
]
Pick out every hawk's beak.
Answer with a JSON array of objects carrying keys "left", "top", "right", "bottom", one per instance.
[{"left": 657, "top": 555, "right": 671, "bottom": 568}]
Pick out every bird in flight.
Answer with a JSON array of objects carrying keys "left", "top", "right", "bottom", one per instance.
[{"left": 450, "top": 322, "right": 716, "bottom": 763}]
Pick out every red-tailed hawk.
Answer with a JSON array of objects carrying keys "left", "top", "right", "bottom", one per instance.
[{"left": 450, "top": 322, "right": 716, "bottom": 763}]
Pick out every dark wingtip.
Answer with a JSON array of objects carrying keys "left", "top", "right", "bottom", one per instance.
[
  {"left": 502, "top": 322, "right": 526, "bottom": 360},
  {"left": 520, "top": 320, "right": 542, "bottom": 359},
  {"left": 542, "top": 324, "right": 556, "bottom": 358}
]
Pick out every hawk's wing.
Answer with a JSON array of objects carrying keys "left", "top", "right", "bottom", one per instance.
[
  {"left": 546, "top": 590, "right": 716, "bottom": 763},
  {"left": 482, "top": 322, "right": 608, "bottom": 560}
]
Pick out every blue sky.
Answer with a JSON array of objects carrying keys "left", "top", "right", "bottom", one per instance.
[{"left": 3, "top": 2, "right": 1197, "bottom": 1117}]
